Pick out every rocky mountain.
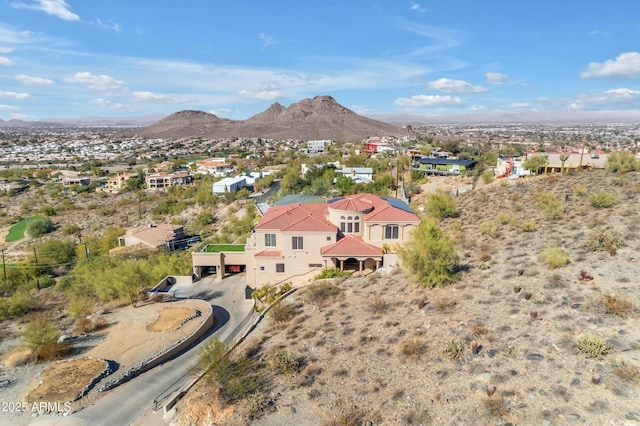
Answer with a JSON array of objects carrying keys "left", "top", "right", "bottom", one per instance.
[{"left": 137, "top": 96, "right": 404, "bottom": 141}]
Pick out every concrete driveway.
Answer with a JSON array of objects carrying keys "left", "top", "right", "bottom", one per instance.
[{"left": 29, "top": 274, "right": 254, "bottom": 426}]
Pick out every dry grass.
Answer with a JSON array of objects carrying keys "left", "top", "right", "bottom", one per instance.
[
  {"left": 614, "top": 359, "right": 640, "bottom": 383},
  {"left": 399, "top": 337, "right": 427, "bottom": 360},
  {"left": 602, "top": 293, "right": 634, "bottom": 317},
  {"left": 146, "top": 307, "right": 197, "bottom": 332},
  {"left": 26, "top": 358, "right": 107, "bottom": 403}
]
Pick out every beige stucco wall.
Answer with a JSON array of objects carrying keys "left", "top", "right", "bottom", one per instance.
[{"left": 365, "top": 222, "right": 416, "bottom": 247}]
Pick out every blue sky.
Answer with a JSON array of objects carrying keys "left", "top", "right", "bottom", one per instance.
[{"left": 0, "top": 0, "right": 639, "bottom": 120}]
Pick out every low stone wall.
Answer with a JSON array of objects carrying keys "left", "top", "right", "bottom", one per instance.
[{"left": 97, "top": 300, "right": 214, "bottom": 392}]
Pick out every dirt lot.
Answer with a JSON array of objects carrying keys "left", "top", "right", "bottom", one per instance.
[{"left": 171, "top": 169, "right": 640, "bottom": 425}]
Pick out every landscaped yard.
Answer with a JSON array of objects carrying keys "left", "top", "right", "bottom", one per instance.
[{"left": 5, "top": 216, "right": 44, "bottom": 242}]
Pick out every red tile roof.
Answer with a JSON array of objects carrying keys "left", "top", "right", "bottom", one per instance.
[
  {"left": 255, "top": 204, "right": 336, "bottom": 232},
  {"left": 321, "top": 235, "right": 382, "bottom": 257}
]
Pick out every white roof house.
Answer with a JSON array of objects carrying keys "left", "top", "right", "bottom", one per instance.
[{"left": 213, "top": 176, "right": 247, "bottom": 193}]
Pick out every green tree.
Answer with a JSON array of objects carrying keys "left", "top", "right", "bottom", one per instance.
[
  {"left": 607, "top": 151, "right": 639, "bottom": 173},
  {"left": 26, "top": 217, "right": 54, "bottom": 238},
  {"left": 425, "top": 192, "right": 459, "bottom": 219},
  {"left": 523, "top": 155, "right": 548, "bottom": 174},
  {"left": 400, "top": 219, "right": 459, "bottom": 287},
  {"left": 22, "top": 316, "right": 60, "bottom": 360}
]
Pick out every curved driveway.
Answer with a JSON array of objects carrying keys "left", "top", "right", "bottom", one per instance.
[{"left": 29, "top": 274, "right": 254, "bottom": 426}]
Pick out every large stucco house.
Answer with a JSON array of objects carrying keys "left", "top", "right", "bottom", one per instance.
[{"left": 192, "top": 194, "right": 420, "bottom": 287}]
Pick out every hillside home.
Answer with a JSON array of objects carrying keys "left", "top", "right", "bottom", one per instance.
[
  {"left": 103, "top": 172, "right": 138, "bottom": 193},
  {"left": 212, "top": 176, "right": 247, "bottom": 193},
  {"left": 62, "top": 176, "right": 91, "bottom": 188},
  {"left": 113, "top": 224, "right": 186, "bottom": 253},
  {"left": 307, "top": 139, "right": 332, "bottom": 153},
  {"left": 415, "top": 157, "right": 476, "bottom": 175},
  {"left": 496, "top": 156, "right": 530, "bottom": 178},
  {"left": 524, "top": 151, "right": 608, "bottom": 173},
  {"left": 335, "top": 167, "right": 374, "bottom": 184},
  {"left": 364, "top": 142, "right": 395, "bottom": 154},
  {"left": 195, "top": 158, "right": 234, "bottom": 176},
  {"left": 192, "top": 194, "right": 420, "bottom": 286},
  {"left": 146, "top": 172, "right": 193, "bottom": 191}
]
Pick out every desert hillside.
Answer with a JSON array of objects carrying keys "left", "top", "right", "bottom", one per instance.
[{"left": 171, "top": 169, "right": 640, "bottom": 425}]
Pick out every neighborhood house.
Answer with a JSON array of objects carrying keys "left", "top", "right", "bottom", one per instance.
[{"left": 192, "top": 194, "right": 420, "bottom": 286}]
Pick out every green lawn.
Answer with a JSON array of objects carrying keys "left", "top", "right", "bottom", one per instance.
[
  {"left": 204, "top": 244, "right": 245, "bottom": 253},
  {"left": 5, "top": 216, "right": 44, "bottom": 242}
]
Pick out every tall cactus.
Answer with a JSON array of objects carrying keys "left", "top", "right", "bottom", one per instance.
[{"left": 559, "top": 152, "right": 570, "bottom": 174}]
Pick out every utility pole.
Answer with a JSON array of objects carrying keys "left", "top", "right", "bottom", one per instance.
[
  {"left": 82, "top": 242, "right": 90, "bottom": 260},
  {"left": 1, "top": 249, "right": 6, "bottom": 282},
  {"left": 33, "top": 247, "right": 40, "bottom": 290}
]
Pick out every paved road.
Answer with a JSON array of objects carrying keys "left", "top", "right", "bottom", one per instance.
[{"left": 29, "top": 274, "right": 254, "bottom": 426}]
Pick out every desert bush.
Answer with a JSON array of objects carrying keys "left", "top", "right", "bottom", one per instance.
[
  {"left": 26, "top": 217, "right": 54, "bottom": 238},
  {"left": 244, "top": 392, "right": 271, "bottom": 420},
  {"left": 496, "top": 212, "right": 510, "bottom": 225},
  {"left": 478, "top": 221, "right": 499, "bottom": 238},
  {"left": 0, "top": 290, "right": 40, "bottom": 320},
  {"left": 441, "top": 338, "right": 464, "bottom": 360},
  {"left": 535, "top": 190, "right": 564, "bottom": 220},
  {"left": 268, "top": 349, "right": 302, "bottom": 374},
  {"left": 302, "top": 282, "right": 341, "bottom": 305},
  {"left": 517, "top": 218, "right": 537, "bottom": 232},
  {"left": 22, "top": 317, "right": 61, "bottom": 361},
  {"left": 470, "top": 323, "right": 488, "bottom": 336},
  {"left": 268, "top": 301, "right": 296, "bottom": 323},
  {"left": 614, "top": 359, "right": 640, "bottom": 382},
  {"left": 400, "top": 219, "right": 459, "bottom": 288},
  {"left": 433, "top": 296, "right": 457, "bottom": 311},
  {"left": 540, "top": 246, "right": 569, "bottom": 268},
  {"left": 197, "top": 339, "right": 258, "bottom": 403},
  {"left": 322, "top": 408, "right": 366, "bottom": 426},
  {"left": 40, "top": 205, "right": 56, "bottom": 216},
  {"left": 588, "top": 191, "right": 615, "bottom": 208},
  {"left": 400, "top": 337, "right": 426, "bottom": 360},
  {"left": 482, "top": 396, "right": 509, "bottom": 419},
  {"left": 315, "top": 267, "right": 347, "bottom": 280},
  {"left": 572, "top": 184, "right": 587, "bottom": 196},
  {"left": 425, "top": 192, "right": 459, "bottom": 219},
  {"left": 607, "top": 150, "right": 639, "bottom": 173},
  {"left": 602, "top": 293, "right": 634, "bottom": 317},
  {"left": 574, "top": 333, "right": 611, "bottom": 359},
  {"left": 481, "top": 170, "right": 494, "bottom": 185},
  {"left": 61, "top": 224, "right": 82, "bottom": 236},
  {"left": 370, "top": 295, "right": 387, "bottom": 313},
  {"left": 583, "top": 229, "right": 626, "bottom": 253}
]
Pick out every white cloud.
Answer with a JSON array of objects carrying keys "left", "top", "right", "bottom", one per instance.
[
  {"left": 238, "top": 89, "right": 284, "bottom": 101},
  {"left": 510, "top": 102, "right": 531, "bottom": 109},
  {"left": 259, "top": 33, "right": 277, "bottom": 47},
  {"left": 0, "top": 91, "right": 31, "bottom": 100},
  {"left": 65, "top": 72, "right": 125, "bottom": 91},
  {"left": 409, "top": 3, "right": 427, "bottom": 13},
  {"left": 581, "top": 52, "right": 640, "bottom": 78},
  {"left": 209, "top": 108, "right": 231, "bottom": 117},
  {"left": 12, "top": 0, "right": 79, "bottom": 21},
  {"left": 0, "top": 46, "right": 14, "bottom": 53},
  {"left": 485, "top": 72, "right": 508, "bottom": 85},
  {"left": 133, "top": 91, "right": 180, "bottom": 103},
  {"left": 89, "top": 98, "right": 129, "bottom": 110},
  {"left": 94, "top": 18, "right": 121, "bottom": 33},
  {"left": 427, "top": 78, "right": 487, "bottom": 94},
  {"left": 0, "top": 104, "right": 20, "bottom": 111},
  {"left": 395, "top": 94, "right": 465, "bottom": 108},
  {"left": 0, "top": 56, "right": 12, "bottom": 66},
  {"left": 15, "top": 74, "right": 54, "bottom": 85}
]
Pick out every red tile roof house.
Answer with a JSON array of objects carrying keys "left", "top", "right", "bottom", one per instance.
[{"left": 192, "top": 194, "right": 420, "bottom": 287}]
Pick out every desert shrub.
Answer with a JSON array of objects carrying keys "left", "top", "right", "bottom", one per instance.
[
  {"left": 40, "top": 205, "right": 56, "bottom": 216},
  {"left": 540, "top": 246, "right": 569, "bottom": 268},
  {"left": 583, "top": 229, "right": 626, "bottom": 253},
  {"left": 433, "top": 296, "right": 457, "bottom": 311},
  {"left": 425, "top": 192, "right": 459, "bottom": 219},
  {"left": 614, "top": 359, "right": 640, "bottom": 382},
  {"left": 478, "top": 221, "right": 499, "bottom": 238},
  {"left": 607, "top": 151, "right": 639, "bottom": 173},
  {"left": 0, "top": 290, "right": 40, "bottom": 320},
  {"left": 482, "top": 396, "right": 509, "bottom": 419},
  {"left": 22, "top": 317, "right": 61, "bottom": 361},
  {"left": 38, "top": 340, "right": 72, "bottom": 361},
  {"left": 268, "top": 349, "right": 301, "bottom": 374},
  {"left": 588, "top": 191, "right": 615, "bottom": 208},
  {"left": 517, "top": 218, "right": 537, "bottom": 232},
  {"left": 315, "top": 267, "right": 347, "bottom": 280},
  {"left": 470, "top": 324, "right": 488, "bottom": 336},
  {"left": 322, "top": 409, "right": 366, "bottom": 426},
  {"left": 400, "top": 337, "right": 427, "bottom": 360},
  {"left": 572, "top": 184, "right": 587, "bottom": 196},
  {"left": 302, "top": 282, "right": 341, "bottom": 305},
  {"left": 481, "top": 170, "right": 494, "bottom": 185},
  {"left": 574, "top": 333, "right": 611, "bottom": 359},
  {"left": 400, "top": 219, "right": 459, "bottom": 288},
  {"left": 197, "top": 339, "right": 258, "bottom": 403},
  {"left": 370, "top": 295, "right": 387, "bottom": 313},
  {"left": 441, "top": 338, "right": 464, "bottom": 360},
  {"left": 602, "top": 294, "right": 634, "bottom": 317},
  {"left": 535, "top": 190, "right": 564, "bottom": 220},
  {"left": 61, "top": 224, "right": 82, "bottom": 236},
  {"left": 25, "top": 217, "right": 54, "bottom": 238},
  {"left": 496, "top": 212, "right": 510, "bottom": 225},
  {"left": 244, "top": 392, "right": 271, "bottom": 420},
  {"left": 268, "top": 301, "right": 296, "bottom": 323}
]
